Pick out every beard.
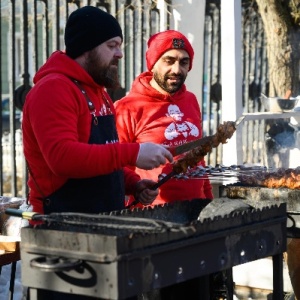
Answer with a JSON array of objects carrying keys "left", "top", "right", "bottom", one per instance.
[
  {"left": 153, "top": 71, "right": 186, "bottom": 94},
  {"left": 85, "top": 49, "right": 120, "bottom": 89}
]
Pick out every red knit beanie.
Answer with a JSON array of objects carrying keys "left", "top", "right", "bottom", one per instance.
[{"left": 146, "top": 30, "right": 194, "bottom": 71}]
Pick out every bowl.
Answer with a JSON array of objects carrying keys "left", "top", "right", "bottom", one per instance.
[{"left": 261, "top": 96, "right": 299, "bottom": 112}]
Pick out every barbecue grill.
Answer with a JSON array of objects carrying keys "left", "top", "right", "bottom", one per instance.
[
  {"left": 220, "top": 183, "right": 300, "bottom": 238},
  {"left": 20, "top": 199, "right": 287, "bottom": 300}
]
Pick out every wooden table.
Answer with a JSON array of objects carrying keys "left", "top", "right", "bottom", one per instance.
[{"left": 0, "top": 236, "right": 21, "bottom": 300}]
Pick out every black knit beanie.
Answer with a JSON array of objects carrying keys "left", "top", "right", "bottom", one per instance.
[{"left": 65, "top": 6, "right": 123, "bottom": 59}]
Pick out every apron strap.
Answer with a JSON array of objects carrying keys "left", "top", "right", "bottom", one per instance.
[{"left": 72, "top": 79, "right": 98, "bottom": 125}]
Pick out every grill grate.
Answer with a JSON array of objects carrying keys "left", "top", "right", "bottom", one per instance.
[
  {"left": 35, "top": 212, "right": 188, "bottom": 235},
  {"left": 220, "top": 183, "right": 300, "bottom": 238}
]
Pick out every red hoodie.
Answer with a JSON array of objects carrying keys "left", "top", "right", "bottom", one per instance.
[
  {"left": 115, "top": 72, "right": 214, "bottom": 207},
  {"left": 22, "top": 51, "right": 140, "bottom": 214}
]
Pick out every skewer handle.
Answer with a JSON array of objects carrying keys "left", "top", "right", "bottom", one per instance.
[
  {"left": 150, "top": 171, "right": 175, "bottom": 190},
  {"left": 128, "top": 171, "right": 175, "bottom": 208},
  {"left": 5, "top": 208, "right": 39, "bottom": 220}
]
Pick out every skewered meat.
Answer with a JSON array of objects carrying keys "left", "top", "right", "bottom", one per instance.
[
  {"left": 173, "top": 121, "right": 236, "bottom": 174},
  {"left": 238, "top": 167, "right": 300, "bottom": 189}
]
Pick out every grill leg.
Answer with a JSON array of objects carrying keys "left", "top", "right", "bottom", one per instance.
[
  {"left": 272, "top": 253, "right": 284, "bottom": 300},
  {"left": 9, "top": 261, "right": 17, "bottom": 300},
  {"left": 210, "top": 269, "right": 234, "bottom": 300}
]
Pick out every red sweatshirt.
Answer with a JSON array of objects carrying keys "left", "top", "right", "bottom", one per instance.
[
  {"left": 114, "top": 72, "right": 214, "bottom": 207},
  {"left": 22, "top": 51, "right": 140, "bottom": 214}
]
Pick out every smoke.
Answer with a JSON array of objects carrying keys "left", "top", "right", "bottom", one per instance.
[{"left": 265, "top": 121, "right": 296, "bottom": 154}]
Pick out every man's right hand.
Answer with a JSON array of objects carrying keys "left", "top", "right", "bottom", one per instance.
[{"left": 136, "top": 143, "right": 173, "bottom": 170}]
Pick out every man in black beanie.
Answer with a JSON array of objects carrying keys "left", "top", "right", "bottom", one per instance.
[
  {"left": 22, "top": 6, "right": 173, "bottom": 300},
  {"left": 65, "top": 6, "right": 123, "bottom": 59}
]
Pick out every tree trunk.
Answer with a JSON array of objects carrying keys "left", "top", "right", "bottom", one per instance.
[
  {"left": 255, "top": 0, "right": 300, "bottom": 169},
  {"left": 255, "top": 3, "right": 300, "bottom": 299},
  {"left": 256, "top": 0, "right": 300, "bottom": 97}
]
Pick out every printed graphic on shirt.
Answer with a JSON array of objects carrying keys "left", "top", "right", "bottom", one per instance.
[
  {"left": 164, "top": 104, "right": 199, "bottom": 141},
  {"left": 99, "top": 104, "right": 112, "bottom": 116},
  {"left": 106, "top": 139, "right": 118, "bottom": 144}
]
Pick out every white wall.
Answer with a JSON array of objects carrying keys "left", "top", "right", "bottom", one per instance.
[{"left": 221, "top": 0, "right": 243, "bottom": 165}]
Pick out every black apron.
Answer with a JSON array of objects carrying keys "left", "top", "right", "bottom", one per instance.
[
  {"left": 43, "top": 114, "right": 125, "bottom": 214},
  {"left": 34, "top": 88, "right": 130, "bottom": 299}
]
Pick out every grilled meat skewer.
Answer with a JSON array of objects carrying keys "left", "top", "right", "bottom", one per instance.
[{"left": 173, "top": 121, "right": 236, "bottom": 174}]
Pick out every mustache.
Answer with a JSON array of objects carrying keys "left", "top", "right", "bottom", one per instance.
[
  {"left": 110, "top": 58, "right": 119, "bottom": 66},
  {"left": 166, "top": 73, "right": 183, "bottom": 79}
]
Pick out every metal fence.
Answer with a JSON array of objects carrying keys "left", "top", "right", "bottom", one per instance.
[
  {"left": 0, "top": 0, "right": 171, "bottom": 198},
  {"left": 1, "top": 0, "right": 288, "bottom": 198},
  {"left": 202, "top": 1, "right": 270, "bottom": 167}
]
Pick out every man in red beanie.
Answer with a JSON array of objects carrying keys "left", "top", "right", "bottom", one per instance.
[
  {"left": 115, "top": 29, "right": 213, "bottom": 208},
  {"left": 115, "top": 27, "right": 215, "bottom": 300}
]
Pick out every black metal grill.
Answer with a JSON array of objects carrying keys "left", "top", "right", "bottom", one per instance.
[{"left": 20, "top": 199, "right": 287, "bottom": 299}]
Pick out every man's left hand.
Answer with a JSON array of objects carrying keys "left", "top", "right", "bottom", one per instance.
[{"left": 135, "top": 179, "right": 158, "bottom": 205}]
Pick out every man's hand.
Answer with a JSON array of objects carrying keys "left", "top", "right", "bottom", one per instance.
[
  {"left": 134, "top": 179, "right": 159, "bottom": 206},
  {"left": 136, "top": 143, "right": 173, "bottom": 170}
]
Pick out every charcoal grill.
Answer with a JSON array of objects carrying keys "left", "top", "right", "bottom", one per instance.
[
  {"left": 20, "top": 199, "right": 287, "bottom": 299},
  {"left": 220, "top": 183, "right": 300, "bottom": 238}
]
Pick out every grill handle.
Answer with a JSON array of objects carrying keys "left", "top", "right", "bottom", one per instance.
[
  {"left": 30, "top": 256, "right": 83, "bottom": 272},
  {"left": 150, "top": 171, "right": 175, "bottom": 190}
]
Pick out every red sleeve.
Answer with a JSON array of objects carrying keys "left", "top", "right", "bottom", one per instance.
[
  {"left": 114, "top": 98, "right": 137, "bottom": 143},
  {"left": 123, "top": 167, "right": 141, "bottom": 196},
  {"left": 23, "top": 78, "right": 140, "bottom": 178},
  {"left": 203, "top": 179, "right": 214, "bottom": 199},
  {"left": 199, "top": 159, "right": 214, "bottom": 199}
]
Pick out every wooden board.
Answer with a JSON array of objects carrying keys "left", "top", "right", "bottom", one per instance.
[{"left": 0, "top": 238, "right": 20, "bottom": 266}]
